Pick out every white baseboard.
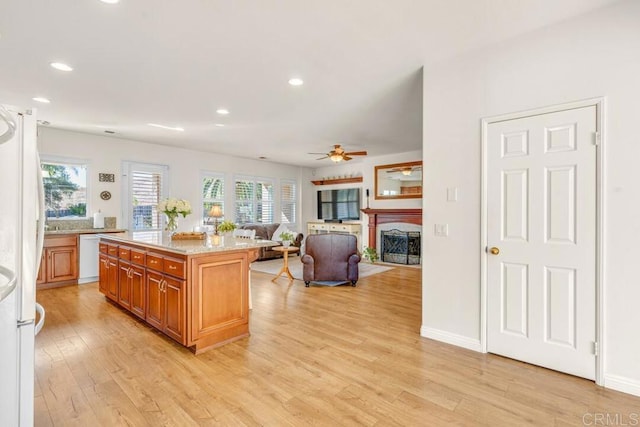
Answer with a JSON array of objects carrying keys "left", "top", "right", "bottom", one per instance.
[
  {"left": 420, "top": 326, "right": 483, "bottom": 353},
  {"left": 604, "top": 374, "right": 640, "bottom": 397}
]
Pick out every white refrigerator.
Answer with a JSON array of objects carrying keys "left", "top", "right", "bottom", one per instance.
[{"left": 0, "top": 104, "right": 46, "bottom": 426}]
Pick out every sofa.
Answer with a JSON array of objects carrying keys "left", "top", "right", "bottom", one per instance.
[{"left": 237, "top": 223, "right": 304, "bottom": 260}]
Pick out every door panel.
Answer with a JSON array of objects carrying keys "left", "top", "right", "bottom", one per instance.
[
  {"left": 164, "top": 276, "right": 185, "bottom": 344},
  {"left": 146, "top": 271, "right": 164, "bottom": 330},
  {"left": 118, "top": 260, "right": 132, "bottom": 310},
  {"left": 129, "top": 265, "right": 146, "bottom": 320},
  {"left": 487, "top": 105, "right": 596, "bottom": 380}
]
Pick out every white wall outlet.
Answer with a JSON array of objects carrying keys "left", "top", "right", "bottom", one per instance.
[
  {"left": 434, "top": 224, "right": 449, "bottom": 237},
  {"left": 447, "top": 187, "right": 458, "bottom": 202}
]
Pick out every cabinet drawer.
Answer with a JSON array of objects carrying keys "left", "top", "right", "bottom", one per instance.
[
  {"left": 164, "top": 258, "right": 186, "bottom": 279},
  {"left": 330, "top": 224, "right": 349, "bottom": 232},
  {"left": 107, "top": 245, "right": 119, "bottom": 256},
  {"left": 146, "top": 253, "right": 163, "bottom": 271},
  {"left": 99, "top": 243, "right": 108, "bottom": 254},
  {"left": 130, "top": 249, "right": 146, "bottom": 265},
  {"left": 118, "top": 247, "right": 131, "bottom": 260},
  {"left": 44, "top": 235, "right": 77, "bottom": 248}
]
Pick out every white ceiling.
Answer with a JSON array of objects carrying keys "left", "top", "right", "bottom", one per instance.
[{"left": 0, "top": 0, "right": 618, "bottom": 167}]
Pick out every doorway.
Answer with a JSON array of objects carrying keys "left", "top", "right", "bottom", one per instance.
[{"left": 481, "top": 99, "right": 603, "bottom": 382}]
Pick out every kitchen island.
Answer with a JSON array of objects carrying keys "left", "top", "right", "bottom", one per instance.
[{"left": 98, "top": 232, "right": 276, "bottom": 353}]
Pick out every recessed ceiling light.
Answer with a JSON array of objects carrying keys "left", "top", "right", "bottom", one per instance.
[
  {"left": 288, "top": 78, "right": 304, "bottom": 86},
  {"left": 216, "top": 108, "right": 229, "bottom": 115},
  {"left": 32, "top": 97, "right": 51, "bottom": 104},
  {"left": 147, "top": 123, "right": 184, "bottom": 132},
  {"left": 50, "top": 62, "right": 73, "bottom": 72},
  {"left": 214, "top": 123, "right": 225, "bottom": 127},
  {"left": 99, "top": 0, "right": 120, "bottom": 3}
]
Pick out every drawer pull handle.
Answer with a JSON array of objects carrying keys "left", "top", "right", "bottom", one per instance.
[{"left": 168, "top": 265, "right": 177, "bottom": 270}]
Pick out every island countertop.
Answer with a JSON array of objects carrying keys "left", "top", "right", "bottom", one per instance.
[{"left": 97, "top": 231, "right": 278, "bottom": 255}]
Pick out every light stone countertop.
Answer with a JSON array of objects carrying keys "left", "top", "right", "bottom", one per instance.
[
  {"left": 97, "top": 231, "right": 278, "bottom": 255},
  {"left": 44, "top": 228, "right": 126, "bottom": 236}
]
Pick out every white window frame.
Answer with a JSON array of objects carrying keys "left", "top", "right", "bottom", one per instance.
[
  {"left": 201, "top": 171, "right": 225, "bottom": 224},
  {"left": 234, "top": 175, "right": 274, "bottom": 224},
  {"left": 121, "top": 161, "right": 169, "bottom": 231},
  {"left": 280, "top": 178, "right": 297, "bottom": 230},
  {"left": 40, "top": 155, "right": 91, "bottom": 219}
]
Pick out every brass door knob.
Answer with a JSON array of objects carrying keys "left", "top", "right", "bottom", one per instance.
[{"left": 489, "top": 247, "right": 500, "bottom": 255}]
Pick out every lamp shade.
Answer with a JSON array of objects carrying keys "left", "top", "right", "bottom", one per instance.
[{"left": 209, "top": 205, "right": 223, "bottom": 218}]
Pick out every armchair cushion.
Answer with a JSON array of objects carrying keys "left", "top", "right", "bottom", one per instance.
[{"left": 301, "top": 233, "right": 360, "bottom": 286}]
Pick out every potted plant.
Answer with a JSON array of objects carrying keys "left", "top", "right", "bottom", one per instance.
[
  {"left": 217, "top": 220, "right": 237, "bottom": 235},
  {"left": 279, "top": 231, "right": 295, "bottom": 248},
  {"left": 362, "top": 246, "right": 378, "bottom": 263}
]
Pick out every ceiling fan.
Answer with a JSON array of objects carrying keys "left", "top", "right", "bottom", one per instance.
[
  {"left": 386, "top": 165, "right": 422, "bottom": 176},
  {"left": 309, "top": 144, "right": 367, "bottom": 163}
]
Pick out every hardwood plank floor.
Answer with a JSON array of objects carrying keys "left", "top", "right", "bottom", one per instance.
[{"left": 34, "top": 266, "right": 639, "bottom": 426}]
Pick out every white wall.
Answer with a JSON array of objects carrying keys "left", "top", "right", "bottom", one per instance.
[
  {"left": 38, "top": 127, "right": 306, "bottom": 233},
  {"left": 302, "top": 149, "right": 422, "bottom": 248},
  {"left": 422, "top": 0, "right": 640, "bottom": 395}
]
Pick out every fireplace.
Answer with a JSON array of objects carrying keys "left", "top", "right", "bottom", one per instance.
[{"left": 381, "top": 229, "right": 421, "bottom": 265}]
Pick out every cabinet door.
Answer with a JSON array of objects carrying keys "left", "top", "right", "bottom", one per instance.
[
  {"left": 146, "top": 270, "right": 164, "bottom": 330},
  {"left": 47, "top": 245, "right": 78, "bottom": 282},
  {"left": 164, "top": 276, "right": 185, "bottom": 344},
  {"left": 36, "top": 251, "right": 47, "bottom": 285},
  {"left": 99, "top": 253, "right": 109, "bottom": 295},
  {"left": 106, "top": 256, "right": 118, "bottom": 302},
  {"left": 118, "top": 260, "right": 132, "bottom": 310},
  {"left": 129, "top": 264, "right": 146, "bottom": 320}
]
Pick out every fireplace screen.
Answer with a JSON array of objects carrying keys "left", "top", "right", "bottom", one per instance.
[{"left": 381, "top": 229, "right": 421, "bottom": 265}]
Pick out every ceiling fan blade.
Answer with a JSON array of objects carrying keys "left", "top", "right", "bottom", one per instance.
[
  {"left": 343, "top": 155, "right": 353, "bottom": 161},
  {"left": 344, "top": 151, "right": 367, "bottom": 156},
  {"left": 316, "top": 156, "right": 328, "bottom": 160},
  {"left": 308, "top": 152, "right": 328, "bottom": 155}
]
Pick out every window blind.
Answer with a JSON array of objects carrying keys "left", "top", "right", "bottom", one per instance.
[
  {"left": 131, "top": 170, "right": 164, "bottom": 230},
  {"left": 280, "top": 180, "right": 296, "bottom": 225},
  {"left": 202, "top": 174, "right": 225, "bottom": 220}
]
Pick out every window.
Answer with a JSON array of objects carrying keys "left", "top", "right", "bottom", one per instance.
[
  {"left": 41, "top": 159, "right": 88, "bottom": 218},
  {"left": 280, "top": 179, "right": 297, "bottom": 227},
  {"left": 123, "top": 162, "right": 168, "bottom": 231},
  {"left": 202, "top": 173, "right": 224, "bottom": 222},
  {"left": 234, "top": 177, "right": 273, "bottom": 224}
]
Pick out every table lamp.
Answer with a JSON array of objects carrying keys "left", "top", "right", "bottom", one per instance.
[{"left": 209, "top": 205, "right": 223, "bottom": 235}]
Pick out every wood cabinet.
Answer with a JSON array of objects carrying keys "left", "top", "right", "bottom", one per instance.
[
  {"left": 307, "top": 221, "right": 362, "bottom": 251},
  {"left": 99, "top": 242, "right": 119, "bottom": 302},
  {"left": 38, "top": 234, "right": 78, "bottom": 289},
  {"left": 99, "top": 235, "right": 256, "bottom": 353},
  {"left": 145, "top": 252, "right": 186, "bottom": 343}
]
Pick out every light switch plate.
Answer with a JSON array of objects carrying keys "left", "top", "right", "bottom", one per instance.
[
  {"left": 434, "top": 224, "right": 449, "bottom": 237},
  {"left": 447, "top": 187, "right": 458, "bottom": 202}
]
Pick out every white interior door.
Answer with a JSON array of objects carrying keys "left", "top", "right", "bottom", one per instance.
[{"left": 487, "top": 105, "right": 597, "bottom": 380}]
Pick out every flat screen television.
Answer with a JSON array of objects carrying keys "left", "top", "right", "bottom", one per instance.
[{"left": 317, "top": 188, "right": 361, "bottom": 221}]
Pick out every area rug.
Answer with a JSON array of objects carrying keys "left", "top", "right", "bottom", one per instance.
[{"left": 250, "top": 257, "right": 393, "bottom": 281}]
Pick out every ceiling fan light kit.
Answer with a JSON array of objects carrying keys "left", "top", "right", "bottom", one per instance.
[{"left": 311, "top": 144, "right": 368, "bottom": 162}]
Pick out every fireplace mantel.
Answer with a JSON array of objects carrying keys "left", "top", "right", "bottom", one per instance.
[{"left": 360, "top": 208, "right": 423, "bottom": 249}]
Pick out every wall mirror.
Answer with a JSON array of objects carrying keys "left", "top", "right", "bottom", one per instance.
[{"left": 374, "top": 160, "right": 422, "bottom": 199}]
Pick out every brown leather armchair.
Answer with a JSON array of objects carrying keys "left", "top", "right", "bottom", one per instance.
[{"left": 301, "top": 234, "right": 361, "bottom": 287}]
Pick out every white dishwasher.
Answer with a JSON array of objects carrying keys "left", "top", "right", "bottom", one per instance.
[{"left": 79, "top": 234, "right": 100, "bottom": 284}]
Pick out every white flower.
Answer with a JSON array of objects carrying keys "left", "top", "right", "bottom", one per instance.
[{"left": 159, "top": 197, "right": 192, "bottom": 217}]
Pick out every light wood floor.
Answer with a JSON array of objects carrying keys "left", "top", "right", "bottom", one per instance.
[{"left": 34, "top": 267, "right": 639, "bottom": 426}]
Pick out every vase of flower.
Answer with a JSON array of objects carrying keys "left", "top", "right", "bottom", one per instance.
[
  {"left": 165, "top": 213, "right": 179, "bottom": 233},
  {"left": 158, "top": 197, "right": 192, "bottom": 235}
]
